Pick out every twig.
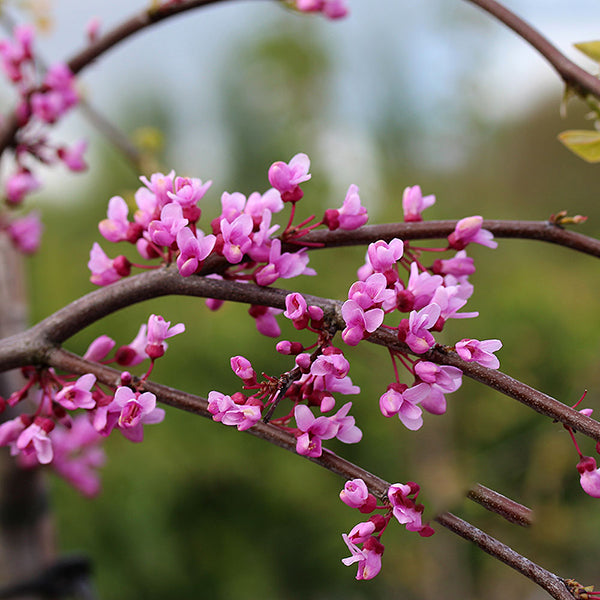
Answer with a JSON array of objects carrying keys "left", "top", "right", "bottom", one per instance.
[
  {"left": 463, "top": 0, "right": 600, "bottom": 100},
  {"left": 434, "top": 512, "right": 573, "bottom": 600},
  {"left": 467, "top": 483, "right": 533, "bottom": 527}
]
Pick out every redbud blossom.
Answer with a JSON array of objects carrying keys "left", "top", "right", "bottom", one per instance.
[
  {"left": 55, "top": 373, "right": 96, "bottom": 410},
  {"left": 366, "top": 238, "right": 404, "bottom": 274},
  {"left": 341, "top": 534, "right": 383, "bottom": 580},
  {"left": 207, "top": 391, "right": 262, "bottom": 431},
  {"left": 268, "top": 153, "right": 311, "bottom": 202},
  {"left": 340, "top": 479, "right": 370, "bottom": 508},
  {"left": 16, "top": 417, "right": 55, "bottom": 464},
  {"left": 455, "top": 338, "right": 502, "bottom": 369},
  {"left": 6, "top": 211, "right": 43, "bottom": 254},
  {"left": 111, "top": 387, "right": 165, "bottom": 442},
  {"left": 175, "top": 227, "right": 216, "bottom": 276},
  {"left": 341, "top": 300, "right": 384, "bottom": 346},
  {"left": 402, "top": 303, "right": 441, "bottom": 354},
  {"left": 88, "top": 243, "right": 123, "bottom": 285},
  {"left": 58, "top": 139, "right": 87, "bottom": 172},
  {"left": 577, "top": 456, "right": 600, "bottom": 498},
  {"left": 5, "top": 171, "right": 40, "bottom": 204},
  {"left": 145, "top": 314, "right": 185, "bottom": 359},
  {"left": 402, "top": 185, "right": 435, "bottom": 222},
  {"left": 448, "top": 216, "right": 497, "bottom": 250}
]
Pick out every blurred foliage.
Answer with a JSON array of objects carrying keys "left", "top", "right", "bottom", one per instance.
[{"left": 15, "top": 10, "right": 600, "bottom": 600}]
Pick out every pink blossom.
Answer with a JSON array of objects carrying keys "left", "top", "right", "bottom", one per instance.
[
  {"left": 577, "top": 456, "right": 600, "bottom": 498},
  {"left": 402, "top": 185, "right": 436, "bottom": 222},
  {"left": 83, "top": 335, "right": 116, "bottom": 362},
  {"left": 329, "top": 402, "right": 362, "bottom": 443},
  {"left": 99, "top": 196, "right": 131, "bottom": 242},
  {"left": 432, "top": 250, "right": 475, "bottom": 277},
  {"left": 0, "top": 415, "right": 29, "bottom": 451},
  {"left": 88, "top": 243, "right": 127, "bottom": 285},
  {"left": 248, "top": 305, "right": 282, "bottom": 337},
  {"left": 388, "top": 483, "right": 434, "bottom": 537},
  {"left": 254, "top": 239, "right": 314, "bottom": 286},
  {"left": 395, "top": 263, "right": 444, "bottom": 312},
  {"left": 402, "top": 303, "right": 441, "bottom": 354},
  {"left": 414, "top": 361, "right": 463, "bottom": 415},
  {"left": 115, "top": 324, "right": 148, "bottom": 366},
  {"left": 340, "top": 478, "right": 369, "bottom": 508},
  {"left": 207, "top": 391, "right": 262, "bottom": 431},
  {"left": 176, "top": 227, "right": 216, "bottom": 276},
  {"left": 111, "top": 387, "right": 165, "bottom": 442},
  {"left": 30, "top": 63, "right": 78, "bottom": 123},
  {"left": 294, "top": 404, "right": 338, "bottom": 457},
  {"left": 268, "top": 153, "right": 311, "bottom": 202},
  {"left": 455, "top": 338, "right": 502, "bottom": 369},
  {"left": 145, "top": 314, "right": 185, "bottom": 359},
  {"left": 324, "top": 184, "right": 368, "bottom": 230},
  {"left": 58, "top": 139, "right": 87, "bottom": 172},
  {"left": 5, "top": 171, "right": 40, "bottom": 204},
  {"left": 430, "top": 284, "right": 478, "bottom": 321},
  {"left": 0, "top": 24, "right": 34, "bottom": 82},
  {"left": 6, "top": 211, "right": 43, "bottom": 254},
  {"left": 379, "top": 383, "right": 429, "bottom": 430},
  {"left": 348, "top": 273, "right": 396, "bottom": 311},
  {"left": 16, "top": 417, "right": 54, "bottom": 464},
  {"left": 296, "top": 0, "right": 349, "bottom": 19},
  {"left": 448, "top": 216, "right": 497, "bottom": 250},
  {"left": 55, "top": 373, "right": 96, "bottom": 410},
  {"left": 219, "top": 214, "right": 253, "bottom": 263},
  {"left": 50, "top": 415, "right": 105, "bottom": 497},
  {"left": 230, "top": 356, "right": 256, "bottom": 382},
  {"left": 167, "top": 176, "right": 212, "bottom": 208},
  {"left": 244, "top": 188, "right": 284, "bottom": 219},
  {"left": 341, "top": 535, "right": 384, "bottom": 580},
  {"left": 341, "top": 299, "right": 384, "bottom": 346},
  {"left": 139, "top": 171, "right": 175, "bottom": 210},
  {"left": 366, "top": 238, "right": 404, "bottom": 273},
  {"left": 148, "top": 202, "right": 188, "bottom": 247},
  {"left": 284, "top": 292, "right": 308, "bottom": 326}
]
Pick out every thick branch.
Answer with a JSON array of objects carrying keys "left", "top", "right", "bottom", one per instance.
[
  {"left": 463, "top": 0, "right": 600, "bottom": 100},
  {"left": 1, "top": 265, "right": 599, "bottom": 442},
  {"left": 435, "top": 512, "right": 573, "bottom": 600}
]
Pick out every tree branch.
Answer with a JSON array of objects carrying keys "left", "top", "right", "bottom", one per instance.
[{"left": 463, "top": 0, "right": 600, "bottom": 100}]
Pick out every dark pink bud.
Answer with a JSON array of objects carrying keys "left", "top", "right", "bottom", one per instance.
[
  {"left": 358, "top": 493, "right": 378, "bottom": 514},
  {"left": 396, "top": 290, "right": 415, "bottom": 312},
  {"left": 115, "top": 346, "right": 137, "bottom": 366},
  {"left": 231, "top": 392, "right": 248, "bottom": 405},
  {"left": 35, "top": 416, "right": 55, "bottom": 434},
  {"left": 0, "top": 397, "right": 5, "bottom": 414},
  {"left": 126, "top": 222, "right": 144, "bottom": 243},
  {"left": 577, "top": 456, "right": 597, "bottom": 474},
  {"left": 182, "top": 206, "right": 201, "bottom": 223},
  {"left": 363, "top": 536, "right": 385, "bottom": 555},
  {"left": 368, "top": 514, "right": 387, "bottom": 532},
  {"left": 145, "top": 343, "right": 165, "bottom": 360},
  {"left": 120, "top": 371, "right": 133, "bottom": 386},
  {"left": 322, "top": 208, "right": 340, "bottom": 230},
  {"left": 113, "top": 255, "right": 131, "bottom": 277},
  {"left": 397, "top": 319, "right": 409, "bottom": 343},
  {"left": 281, "top": 187, "right": 303, "bottom": 204},
  {"left": 431, "top": 315, "right": 445, "bottom": 332}
]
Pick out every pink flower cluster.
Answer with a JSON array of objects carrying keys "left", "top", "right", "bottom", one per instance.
[
  {"left": 0, "top": 314, "right": 181, "bottom": 494},
  {"left": 339, "top": 478, "right": 433, "bottom": 580},
  {"left": 90, "top": 154, "right": 369, "bottom": 338},
  {"left": 0, "top": 24, "right": 83, "bottom": 253}
]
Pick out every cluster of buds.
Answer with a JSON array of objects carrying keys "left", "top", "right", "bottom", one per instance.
[
  {"left": 0, "top": 24, "right": 83, "bottom": 253},
  {"left": 339, "top": 478, "right": 434, "bottom": 580},
  {"left": 90, "top": 153, "right": 369, "bottom": 336},
  {"left": 0, "top": 314, "right": 182, "bottom": 495}
]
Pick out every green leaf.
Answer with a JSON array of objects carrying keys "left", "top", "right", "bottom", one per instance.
[
  {"left": 557, "top": 130, "right": 600, "bottom": 162},
  {"left": 574, "top": 40, "right": 600, "bottom": 62}
]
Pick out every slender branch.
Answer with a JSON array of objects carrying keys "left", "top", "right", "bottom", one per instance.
[
  {"left": 295, "top": 220, "right": 600, "bottom": 259},
  {"left": 467, "top": 483, "right": 533, "bottom": 527},
  {"left": 0, "top": 0, "right": 257, "bottom": 155},
  {"left": 47, "top": 347, "right": 576, "bottom": 599},
  {"left": 434, "top": 512, "right": 573, "bottom": 600},
  {"left": 463, "top": 0, "right": 600, "bottom": 101}
]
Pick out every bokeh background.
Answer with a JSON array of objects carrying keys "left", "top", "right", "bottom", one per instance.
[{"left": 3, "top": 0, "right": 600, "bottom": 598}]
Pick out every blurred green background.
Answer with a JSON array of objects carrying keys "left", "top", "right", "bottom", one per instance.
[{"left": 11, "top": 4, "right": 600, "bottom": 600}]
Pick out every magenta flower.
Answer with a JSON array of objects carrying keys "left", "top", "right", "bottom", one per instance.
[
  {"left": 145, "top": 314, "right": 185, "bottom": 359},
  {"left": 340, "top": 478, "right": 369, "bottom": 508},
  {"left": 294, "top": 404, "right": 338, "bottom": 457},
  {"left": 220, "top": 214, "right": 253, "bottom": 264},
  {"left": 396, "top": 262, "right": 444, "bottom": 312},
  {"left": 88, "top": 243, "right": 126, "bottom": 286},
  {"left": 296, "top": 0, "right": 349, "bottom": 19},
  {"left": 167, "top": 176, "right": 212, "bottom": 208},
  {"left": 244, "top": 188, "right": 284, "bottom": 219},
  {"left": 329, "top": 402, "right": 362, "bottom": 443},
  {"left": 139, "top": 171, "right": 175, "bottom": 209},
  {"left": 341, "top": 299, "right": 384, "bottom": 346},
  {"left": 366, "top": 238, "right": 404, "bottom": 273},
  {"left": 448, "top": 216, "right": 497, "bottom": 250},
  {"left": 414, "top": 361, "right": 463, "bottom": 415},
  {"left": 403, "top": 303, "right": 441, "bottom": 354},
  {"left": 58, "top": 139, "right": 87, "bottom": 172},
  {"left": 50, "top": 415, "right": 105, "bottom": 497},
  {"left": 284, "top": 292, "right": 308, "bottom": 325},
  {"left": 432, "top": 250, "right": 475, "bottom": 277},
  {"left": 55, "top": 373, "right": 96, "bottom": 410},
  {"left": 176, "top": 227, "right": 216, "bottom": 277},
  {"left": 577, "top": 456, "right": 600, "bottom": 498},
  {"left": 388, "top": 483, "right": 434, "bottom": 537},
  {"left": 207, "top": 391, "right": 262, "bottom": 431},
  {"left": 99, "top": 196, "right": 131, "bottom": 242},
  {"left": 254, "top": 239, "right": 314, "bottom": 286},
  {"left": 0, "top": 24, "right": 34, "bottom": 82},
  {"left": 268, "top": 153, "right": 311, "bottom": 202},
  {"left": 5, "top": 170, "right": 40, "bottom": 204},
  {"left": 325, "top": 184, "right": 368, "bottom": 230},
  {"left": 348, "top": 273, "right": 396, "bottom": 311},
  {"left": 248, "top": 305, "right": 282, "bottom": 337},
  {"left": 30, "top": 63, "right": 78, "bottom": 123},
  {"left": 341, "top": 535, "right": 384, "bottom": 580},
  {"left": 455, "top": 338, "right": 502, "bottom": 369},
  {"left": 148, "top": 202, "right": 188, "bottom": 247},
  {"left": 0, "top": 415, "right": 29, "bottom": 452},
  {"left": 6, "top": 211, "right": 43, "bottom": 254},
  {"left": 111, "top": 387, "right": 165, "bottom": 442},
  {"left": 230, "top": 356, "right": 256, "bottom": 382},
  {"left": 402, "top": 185, "right": 436, "bottom": 222},
  {"left": 83, "top": 335, "right": 116, "bottom": 362},
  {"left": 379, "top": 383, "right": 429, "bottom": 430},
  {"left": 16, "top": 417, "right": 55, "bottom": 464}
]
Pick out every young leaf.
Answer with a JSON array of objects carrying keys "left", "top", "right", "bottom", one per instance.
[
  {"left": 557, "top": 130, "right": 600, "bottom": 162},
  {"left": 574, "top": 40, "right": 600, "bottom": 62}
]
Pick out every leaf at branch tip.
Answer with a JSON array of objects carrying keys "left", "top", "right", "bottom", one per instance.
[
  {"left": 557, "top": 130, "right": 600, "bottom": 163},
  {"left": 574, "top": 40, "right": 600, "bottom": 62}
]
